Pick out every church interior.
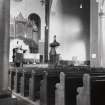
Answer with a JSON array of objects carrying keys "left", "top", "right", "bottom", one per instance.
[{"left": 1, "top": 0, "right": 105, "bottom": 105}]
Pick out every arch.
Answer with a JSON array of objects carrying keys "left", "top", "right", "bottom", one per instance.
[{"left": 28, "top": 13, "right": 41, "bottom": 39}]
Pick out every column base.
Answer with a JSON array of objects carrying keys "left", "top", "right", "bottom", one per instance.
[
  {"left": 0, "top": 91, "right": 11, "bottom": 98},
  {"left": 0, "top": 91, "right": 17, "bottom": 105},
  {"left": 0, "top": 98, "right": 17, "bottom": 105}
]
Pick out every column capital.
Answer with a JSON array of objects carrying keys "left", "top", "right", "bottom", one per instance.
[
  {"left": 99, "top": 10, "right": 105, "bottom": 17},
  {"left": 96, "top": 0, "right": 99, "bottom": 3},
  {"left": 96, "top": 0, "right": 105, "bottom": 14},
  {"left": 96, "top": 0, "right": 105, "bottom": 4}
]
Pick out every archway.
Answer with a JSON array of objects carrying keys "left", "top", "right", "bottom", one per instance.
[{"left": 28, "top": 13, "right": 41, "bottom": 45}]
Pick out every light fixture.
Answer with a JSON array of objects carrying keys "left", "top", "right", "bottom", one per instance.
[
  {"left": 46, "top": 26, "right": 48, "bottom": 30},
  {"left": 80, "top": 3, "right": 82, "bottom": 8},
  {"left": 24, "top": 34, "right": 27, "bottom": 38},
  {"left": 80, "top": 0, "right": 83, "bottom": 9}
]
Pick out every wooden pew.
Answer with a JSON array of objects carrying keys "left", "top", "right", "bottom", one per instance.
[
  {"left": 8, "top": 68, "right": 17, "bottom": 91},
  {"left": 90, "top": 71, "right": 105, "bottom": 105},
  {"left": 55, "top": 68, "right": 88, "bottom": 105},
  {"left": 9, "top": 66, "right": 105, "bottom": 105},
  {"left": 8, "top": 70, "right": 15, "bottom": 90},
  {"left": 29, "top": 69, "right": 43, "bottom": 101},
  {"left": 65, "top": 72, "right": 83, "bottom": 105},
  {"left": 20, "top": 69, "right": 31, "bottom": 97},
  {"left": 77, "top": 69, "right": 105, "bottom": 105},
  {"left": 40, "top": 66, "right": 90, "bottom": 105},
  {"left": 55, "top": 72, "right": 65, "bottom": 105},
  {"left": 77, "top": 74, "right": 90, "bottom": 105},
  {"left": 13, "top": 69, "right": 23, "bottom": 93},
  {"left": 40, "top": 70, "right": 60, "bottom": 105},
  {"left": 8, "top": 70, "right": 11, "bottom": 90}
]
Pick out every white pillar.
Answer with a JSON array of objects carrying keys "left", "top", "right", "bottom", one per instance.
[
  {"left": 90, "top": 0, "right": 99, "bottom": 67},
  {"left": 96, "top": 0, "right": 105, "bottom": 67},
  {"left": 99, "top": 12, "right": 105, "bottom": 67}
]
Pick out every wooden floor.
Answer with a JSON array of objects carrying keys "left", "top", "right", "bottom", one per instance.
[{"left": 12, "top": 93, "right": 40, "bottom": 105}]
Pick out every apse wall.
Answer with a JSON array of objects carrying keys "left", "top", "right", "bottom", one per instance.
[
  {"left": 10, "top": 0, "right": 45, "bottom": 41},
  {"left": 49, "top": 0, "right": 90, "bottom": 61}
]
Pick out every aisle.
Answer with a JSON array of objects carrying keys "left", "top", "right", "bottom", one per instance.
[{"left": 12, "top": 93, "right": 40, "bottom": 105}]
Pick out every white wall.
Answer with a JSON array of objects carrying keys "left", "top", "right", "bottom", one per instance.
[{"left": 49, "top": 0, "right": 90, "bottom": 61}]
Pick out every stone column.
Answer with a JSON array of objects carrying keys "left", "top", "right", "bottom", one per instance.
[
  {"left": 90, "top": 0, "right": 105, "bottom": 67},
  {"left": 90, "top": 0, "right": 99, "bottom": 67},
  {"left": 0, "top": 0, "right": 10, "bottom": 96},
  {"left": 44, "top": 0, "right": 50, "bottom": 63},
  {"left": 99, "top": 11, "right": 105, "bottom": 67},
  {"left": 95, "top": 0, "right": 105, "bottom": 67}
]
